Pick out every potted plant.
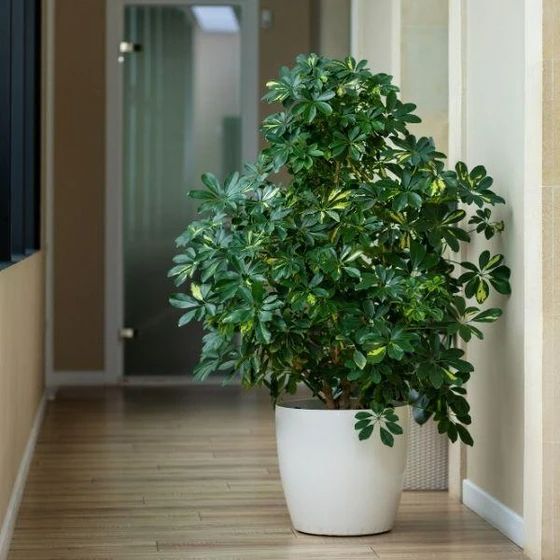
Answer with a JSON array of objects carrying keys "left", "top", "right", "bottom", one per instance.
[{"left": 169, "top": 54, "right": 511, "bottom": 536}]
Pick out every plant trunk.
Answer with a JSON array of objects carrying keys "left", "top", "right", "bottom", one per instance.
[
  {"left": 339, "top": 379, "right": 353, "bottom": 410},
  {"left": 322, "top": 382, "right": 337, "bottom": 410}
]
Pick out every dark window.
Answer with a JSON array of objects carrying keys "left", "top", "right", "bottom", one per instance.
[{"left": 0, "top": 0, "right": 41, "bottom": 264}]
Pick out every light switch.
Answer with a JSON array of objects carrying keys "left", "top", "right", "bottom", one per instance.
[{"left": 261, "top": 9, "right": 273, "bottom": 29}]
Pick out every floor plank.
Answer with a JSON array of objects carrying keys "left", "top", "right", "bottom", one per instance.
[{"left": 8, "top": 386, "right": 526, "bottom": 559}]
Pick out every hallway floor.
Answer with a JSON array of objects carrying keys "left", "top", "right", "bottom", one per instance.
[{"left": 9, "top": 386, "right": 525, "bottom": 559}]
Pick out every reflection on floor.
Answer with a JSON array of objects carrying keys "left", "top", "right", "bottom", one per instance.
[{"left": 9, "top": 385, "right": 526, "bottom": 559}]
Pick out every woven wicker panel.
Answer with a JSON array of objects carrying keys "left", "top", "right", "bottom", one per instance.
[{"left": 404, "top": 419, "right": 448, "bottom": 490}]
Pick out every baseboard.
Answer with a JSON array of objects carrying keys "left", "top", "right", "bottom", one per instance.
[
  {"left": 48, "top": 371, "right": 239, "bottom": 388},
  {"left": 122, "top": 375, "right": 240, "bottom": 386},
  {"left": 462, "top": 479, "right": 525, "bottom": 548},
  {"left": 0, "top": 394, "right": 46, "bottom": 560},
  {"left": 47, "top": 370, "right": 111, "bottom": 387}
]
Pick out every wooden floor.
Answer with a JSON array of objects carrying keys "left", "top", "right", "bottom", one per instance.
[{"left": 9, "top": 385, "right": 525, "bottom": 559}]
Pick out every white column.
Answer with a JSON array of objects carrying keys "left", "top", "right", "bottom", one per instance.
[{"left": 350, "top": 0, "right": 400, "bottom": 82}]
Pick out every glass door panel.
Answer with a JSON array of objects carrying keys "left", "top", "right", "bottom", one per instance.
[{"left": 122, "top": 4, "right": 242, "bottom": 375}]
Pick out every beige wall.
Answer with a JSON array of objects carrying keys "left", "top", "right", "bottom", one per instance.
[
  {"left": 542, "top": 0, "right": 560, "bottom": 556},
  {"left": 193, "top": 30, "right": 241, "bottom": 180},
  {"left": 400, "top": 0, "right": 448, "bottom": 153},
  {"left": 543, "top": 0, "right": 560, "bottom": 187},
  {"left": 318, "top": 0, "right": 351, "bottom": 60},
  {"left": 53, "top": 0, "right": 106, "bottom": 371},
  {"left": 259, "top": 0, "right": 350, "bottom": 147},
  {"left": 1, "top": 0, "right": 48, "bottom": 527},
  {"left": 351, "top": 0, "right": 400, "bottom": 78},
  {"left": 0, "top": 254, "right": 45, "bottom": 524},
  {"left": 259, "top": 0, "right": 314, "bottom": 128}
]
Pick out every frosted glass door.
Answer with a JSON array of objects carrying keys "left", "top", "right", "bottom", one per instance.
[{"left": 122, "top": 4, "right": 242, "bottom": 375}]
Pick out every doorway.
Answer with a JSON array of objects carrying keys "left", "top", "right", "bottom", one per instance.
[{"left": 105, "top": 0, "right": 258, "bottom": 379}]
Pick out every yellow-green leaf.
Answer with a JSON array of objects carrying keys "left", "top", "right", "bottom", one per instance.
[
  {"left": 191, "top": 283, "right": 203, "bottom": 301},
  {"left": 367, "top": 346, "right": 386, "bottom": 364},
  {"left": 475, "top": 279, "right": 489, "bottom": 304},
  {"left": 353, "top": 349, "right": 367, "bottom": 370},
  {"left": 430, "top": 177, "right": 446, "bottom": 196}
]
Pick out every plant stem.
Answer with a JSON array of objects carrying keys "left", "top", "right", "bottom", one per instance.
[
  {"left": 330, "top": 345, "right": 340, "bottom": 365},
  {"left": 339, "top": 379, "right": 353, "bottom": 410},
  {"left": 301, "top": 376, "right": 325, "bottom": 404},
  {"left": 322, "top": 382, "right": 337, "bottom": 409}
]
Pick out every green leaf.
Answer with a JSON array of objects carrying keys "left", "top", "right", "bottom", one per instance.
[
  {"left": 353, "top": 349, "right": 367, "bottom": 370},
  {"left": 178, "top": 309, "right": 198, "bottom": 326},
  {"left": 489, "top": 274, "right": 511, "bottom": 295},
  {"left": 191, "top": 283, "right": 204, "bottom": 301},
  {"left": 358, "top": 425, "right": 374, "bottom": 441},
  {"left": 479, "top": 250, "right": 490, "bottom": 269},
  {"left": 456, "top": 424, "right": 474, "bottom": 446},
  {"left": 385, "top": 421, "right": 403, "bottom": 435},
  {"left": 367, "top": 346, "right": 386, "bottom": 364},
  {"left": 222, "top": 308, "right": 252, "bottom": 324},
  {"left": 472, "top": 308, "right": 502, "bottom": 322},
  {"left": 447, "top": 422, "right": 458, "bottom": 443},
  {"left": 169, "top": 293, "right": 199, "bottom": 309},
  {"left": 387, "top": 343, "right": 404, "bottom": 361},
  {"left": 380, "top": 427, "right": 394, "bottom": 447},
  {"left": 344, "top": 266, "right": 361, "bottom": 279},
  {"left": 485, "top": 254, "right": 503, "bottom": 270},
  {"left": 475, "top": 279, "right": 490, "bottom": 303},
  {"left": 256, "top": 321, "right": 272, "bottom": 344},
  {"left": 429, "top": 367, "right": 444, "bottom": 389},
  {"left": 354, "top": 419, "right": 372, "bottom": 430}
]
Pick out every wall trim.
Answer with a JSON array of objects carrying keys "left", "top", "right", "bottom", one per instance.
[
  {"left": 43, "top": 0, "right": 56, "bottom": 389},
  {"left": 462, "top": 479, "right": 525, "bottom": 548},
  {"left": 122, "top": 375, "right": 239, "bottom": 386},
  {"left": 49, "top": 370, "right": 108, "bottom": 386},
  {"left": 447, "top": 0, "right": 467, "bottom": 502},
  {"left": 0, "top": 394, "right": 46, "bottom": 560},
  {"left": 48, "top": 372, "right": 238, "bottom": 387},
  {"left": 522, "top": 0, "right": 543, "bottom": 556}
]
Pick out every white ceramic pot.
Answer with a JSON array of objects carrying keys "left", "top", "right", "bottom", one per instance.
[{"left": 275, "top": 400, "right": 409, "bottom": 536}]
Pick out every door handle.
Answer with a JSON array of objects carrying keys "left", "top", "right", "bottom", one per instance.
[
  {"left": 119, "top": 41, "right": 142, "bottom": 53},
  {"left": 119, "top": 327, "right": 137, "bottom": 340}
]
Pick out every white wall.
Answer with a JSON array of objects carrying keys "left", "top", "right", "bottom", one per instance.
[
  {"left": 193, "top": 29, "right": 241, "bottom": 181},
  {"left": 352, "top": 0, "right": 449, "bottom": 152},
  {"left": 351, "top": 0, "right": 400, "bottom": 81},
  {"left": 319, "top": 0, "right": 351, "bottom": 59},
  {"left": 462, "top": 0, "right": 542, "bottom": 555},
  {"left": 462, "top": 0, "right": 525, "bottom": 517},
  {"left": 400, "top": 0, "right": 448, "bottom": 152}
]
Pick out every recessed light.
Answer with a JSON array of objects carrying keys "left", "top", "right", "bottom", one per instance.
[{"left": 191, "top": 6, "right": 239, "bottom": 33}]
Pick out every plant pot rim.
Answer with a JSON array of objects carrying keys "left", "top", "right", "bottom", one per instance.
[{"left": 276, "top": 398, "right": 408, "bottom": 413}]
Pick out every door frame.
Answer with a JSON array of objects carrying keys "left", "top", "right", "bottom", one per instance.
[{"left": 105, "top": 0, "right": 259, "bottom": 382}]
